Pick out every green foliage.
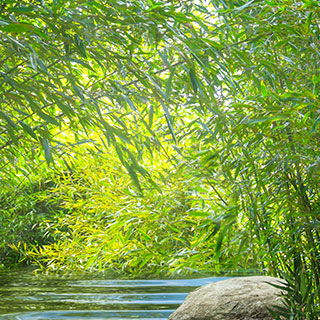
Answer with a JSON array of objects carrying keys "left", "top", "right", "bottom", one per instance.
[
  {"left": 10, "top": 150, "right": 258, "bottom": 277},
  {"left": 1, "top": 0, "right": 320, "bottom": 317},
  {"left": 0, "top": 178, "right": 58, "bottom": 268},
  {"left": 0, "top": 0, "right": 206, "bottom": 180},
  {"left": 268, "top": 265, "right": 320, "bottom": 320}
]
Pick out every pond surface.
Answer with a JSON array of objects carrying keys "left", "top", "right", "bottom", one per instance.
[{"left": 0, "top": 272, "right": 229, "bottom": 320}]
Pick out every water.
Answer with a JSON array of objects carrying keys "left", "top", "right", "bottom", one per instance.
[{"left": 0, "top": 272, "right": 229, "bottom": 320}]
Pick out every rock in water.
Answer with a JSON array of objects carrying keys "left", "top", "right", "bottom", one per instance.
[{"left": 168, "top": 276, "right": 285, "bottom": 320}]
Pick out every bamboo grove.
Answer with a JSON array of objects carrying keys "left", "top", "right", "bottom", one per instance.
[{"left": 0, "top": 0, "right": 319, "bottom": 318}]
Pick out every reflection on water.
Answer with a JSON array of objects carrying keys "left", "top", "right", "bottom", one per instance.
[
  {"left": 0, "top": 272, "right": 229, "bottom": 319},
  {"left": 69, "top": 278, "right": 225, "bottom": 287},
  {"left": 0, "top": 310, "right": 172, "bottom": 320}
]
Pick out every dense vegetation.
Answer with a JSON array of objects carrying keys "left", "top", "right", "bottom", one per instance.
[
  {"left": 1, "top": 0, "right": 319, "bottom": 318},
  {"left": 1, "top": 145, "right": 261, "bottom": 276}
]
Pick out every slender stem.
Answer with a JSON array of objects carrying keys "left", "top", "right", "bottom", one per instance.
[{"left": 286, "top": 127, "right": 320, "bottom": 293}]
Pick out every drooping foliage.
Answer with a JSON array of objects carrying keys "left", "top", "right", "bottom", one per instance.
[
  {"left": 1, "top": 0, "right": 320, "bottom": 317},
  {"left": 0, "top": 0, "right": 206, "bottom": 187},
  {"left": 6, "top": 148, "right": 259, "bottom": 277}
]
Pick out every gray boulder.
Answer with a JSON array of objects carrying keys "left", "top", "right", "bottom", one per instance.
[{"left": 168, "top": 276, "right": 285, "bottom": 320}]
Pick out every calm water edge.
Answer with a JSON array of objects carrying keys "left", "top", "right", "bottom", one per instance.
[{"left": 0, "top": 272, "right": 230, "bottom": 320}]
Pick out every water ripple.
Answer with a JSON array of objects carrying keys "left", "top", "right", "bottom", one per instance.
[{"left": 0, "top": 273, "right": 229, "bottom": 319}]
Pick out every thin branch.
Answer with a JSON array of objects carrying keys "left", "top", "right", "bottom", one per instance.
[{"left": 205, "top": 177, "right": 228, "bottom": 206}]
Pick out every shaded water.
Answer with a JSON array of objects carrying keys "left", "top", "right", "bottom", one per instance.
[{"left": 0, "top": 272, "right": 229, "bottom": 319}]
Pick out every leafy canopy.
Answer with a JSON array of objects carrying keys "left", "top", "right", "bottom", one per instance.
[{"left": 1, "top": 0, "right": 320, "bottom": 315}]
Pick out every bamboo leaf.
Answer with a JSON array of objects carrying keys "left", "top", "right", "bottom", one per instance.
[
  {"left": 247, "top": 115, "right": 288, "bottom": 124},
  {"left": 6, "top": 126, "right": 19, "bottom": 145},
  {"left": 165, "top": 68, "right": 175, "bottom": 100},
  {"left": 1, "top": 23, "right": 49, "bottom": 39},
  {"left": 0, "top": 19, "right": 9, "bottom": 26},
  {"left": 36, "top": 57, "right": 48, "bottom": 73},
  {"left": 160, "top": 101, "right": 176, "bottom": 143},
  {"left": 148, "top": 105, "right": 154, "bottom": 128},
  {"left": 74, "top": 34, "right": 87, "bottom": 58},
  {"left": 123, "top": 95, "right": 137, "bottom": 112},
  {"left": 1, "top": 23, "right": 34, "bottom": 33},
  {"left": 68, "top": 57, "right": 93, "bottom": 71},
  {"left": 36, "top": 110, "right": 60, "bottom": 126},
  {"left": 125, "top": 162, "right": 142, "bottom": 193},
  {"left": 260, "top": 81, "right": 268, "bottom": 98},
  {"left": 189, "top": 68, "right": 198, "bottom": 94},
  {"left": 30, "top": 54, "right": 37, "bottom": 70},
  {"left": 19, "top": 120, "right": 38, "bottom": 141},
  {"left": 42, "top": 138, "right": 52, "bottom": 166},
  {"left": 0, "top": 110, "right": 17, "bottom": 129},
  {"left": 311, "top": 116, "right": 320, "bottom": 133}
]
